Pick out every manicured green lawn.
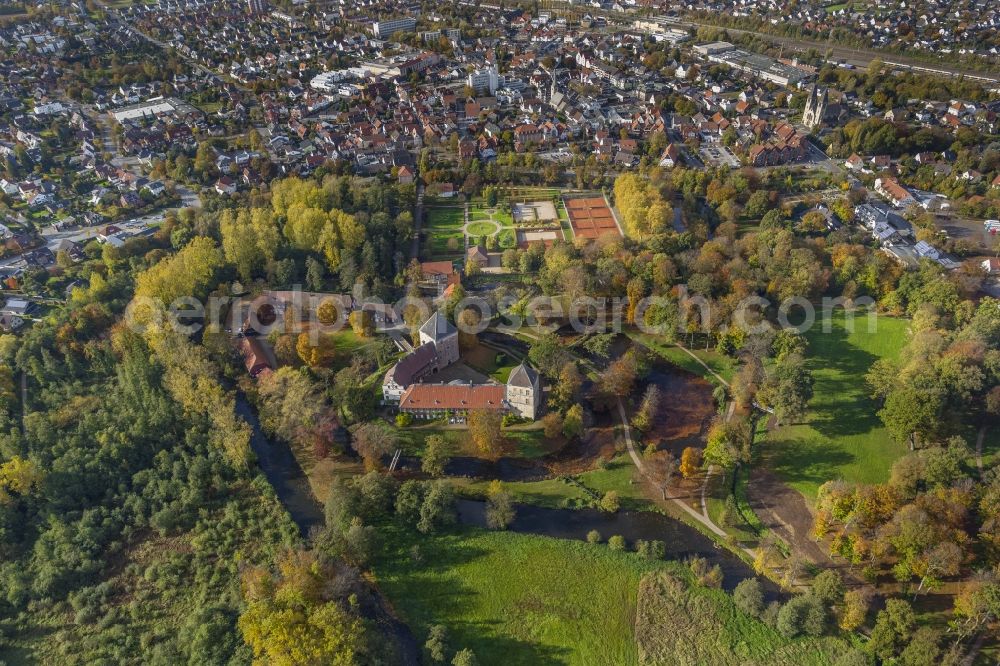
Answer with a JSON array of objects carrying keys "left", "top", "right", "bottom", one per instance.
[
  {"left": 463, "top": 346, "right": 517, "bottom": 382},
  {"left": 425, "top": 207, "right": 466, "bottom": 257},
  {"left": 762, "top": 311, "right": 911, "bottom": 501},
  {"left": 453, "top": 454, "right": 649, "bottom": 511},
  {"left": 466, "top": 220, "right": 497, "bottom": 236},
  {"left": 506, "top": 428, "right": 557, "bottom": 457},
  {"left": 577, "top": 454, "right": 648, "bottom": 508},
  {"left": 395, "top": 428, "right": 466, "bottom": 456},
  {"left": 427, "top": 207, "right": 465, "bottom": 228},
  {"left": 372, "top": 526, "right": 673, "bottom": 665},
  {"left": 453, "top": 476, "right": 593, "bottom": 508},
  {"left": 634, "top": 333, "right": 736, "bottom": 385},
  {"left": 558, "top": 203, "right": 574, "bottom": 240},
  {"left": 329, "top": 328, "right": 370, "bottom": 354},
  {"left": 394, "top": 426, "right": 555, "bottom": 459},
  {"left": 494, "top": 209, "right": 515, "bottom": 227}
]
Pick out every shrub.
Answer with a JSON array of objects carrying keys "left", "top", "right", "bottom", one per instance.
[
  {"left": 636, "top": 539, "right": 666, "bottom": 560},
  {"left": 688, "top": 556, "right": 723, "bottom": 588},
  {"left": 485, "top": 491, "right": 516, "bottom": 530},
  {"left": 341, "top": 517, "right": 379, "bottom": 566},
  {"left": 312, "top": 437, "right": 331, "bottom": 460},
  {"left": 679, "top": 447, "right": 702, "bottom": 478},
  {"left": 586, "top": 529, "right": 601, "bottom": 544},
  {"left": 732, "top": 578, "right": 764, "bottom": 618},
  {"left": 608, "top": 535, "right": 626, "bottom": 551},
  {"left": 776, "top": 595, "right": 827, "bottom": 638},
  {"left": 501, "top": 413, "right": 523, "bottom": 427},
  {"left": 761, "top": 600, "right": 782, "bottom": 627},
  {"left": 811, "top": 570, "right": 845, "bottom": 606},
  {"left": 452, "top": 648, "right": 478, "bottom": 666},
  {"left": 832, "top": 648, "right": 870, "bottom": 666},
  {"left": 395, "top": 413, "right": 413, "bottom": 427},
  {"left": 425, "top": 624, "right": 449, "bottom": 663},
  {"left": 422, "top": 435, "right": 450, "bottom": 478},
  {"left": 417, "top": 481, "right": 457, "bottom": 534},
  {"left": 599, "top": 491, "right": 620, "bottom": 513},
  {"left": 356, "top": 471, "right": 398, "bottom": 519},
  {"left": 839, "top": 589, "right": 870, "bottom": 632},
  {"left": 395, "top": 480, "right": 427, "bottom": 522}
]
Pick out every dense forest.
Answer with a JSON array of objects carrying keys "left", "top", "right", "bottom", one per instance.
[{"left": 0, "top": 174, "right": 420, "bottom": 662}]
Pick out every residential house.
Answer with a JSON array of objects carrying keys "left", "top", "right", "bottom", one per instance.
[{"left": 874, "top": 177, "right": 915, "bottom": 208}]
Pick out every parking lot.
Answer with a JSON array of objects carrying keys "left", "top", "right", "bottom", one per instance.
[{"left": 698, "top": 142, "right": 741, "bottom": 168}]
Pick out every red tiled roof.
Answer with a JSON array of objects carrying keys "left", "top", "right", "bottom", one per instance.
[
  {"left": 421, "top": 261, "right": 454, "bottom": 277},
  {"left": 238, "top": 337, "right": 272, "bottom": 377},
  {"left": 399, "top": 383, "right": 506, "bottom": 411}
]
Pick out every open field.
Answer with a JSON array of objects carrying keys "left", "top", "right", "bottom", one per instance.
[
  {"left": 373, "top": 526, "right": 851, "bottom": 665},
  {"left": 762, "top": 311, "right": 911, "bottom": 501},
  {"left": 371, "top": 527, "right": 678, "bottom": 665},
  {"left": 451, "top": 454, "right": 649, "bottom": 511},
  {"left": 577, "top": 454, "right": 648, "bottom": 507},
  {"left": 453, "top": 476, "right": 594, "bottom": 508}
]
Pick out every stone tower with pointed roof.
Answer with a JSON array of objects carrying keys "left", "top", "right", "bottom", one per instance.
[
  {"left": 383, "top": 311, "right": 460, "bottom": 402},
  {"left": 418, "top": 310, "right": 459, "bottom": 368},
  {"left": 505, "top": 362, "right": 541, "bottom": 420},
  {"left": 802, "top": 84, "right": 828, "bottom": 131}
]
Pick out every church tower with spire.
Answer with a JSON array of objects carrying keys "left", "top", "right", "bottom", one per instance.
[{"left": 802, "top": 84, "right": 829, "bottom": 131}]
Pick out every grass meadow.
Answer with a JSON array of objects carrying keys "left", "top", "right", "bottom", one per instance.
[
  {"left": 636, "top": 571, "right": 853, "bottom": 665},
  {"left": 762, "top": 311, "right": 911, "bottom": 501},
  {"left": 453, "top": 455, "right": 647, "bottom": 510},
  {"left": 394, "top": 425, "right": 556, "bottom": 459},
  {"left": 633, "top": 333, "right": 737, "bottom": 385},
  {"left": 372, "top": 526, "right": 682, "bottom": 665},
  {"left": 372, "top": 526, "right": 852, "bottom": 665}
]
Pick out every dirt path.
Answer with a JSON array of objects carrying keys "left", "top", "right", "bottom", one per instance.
[
  {"left": 618, "top": 398, "right": 756, "bottom": 559},
  {"left": 674, "top": 343, "right": 730, "bottom": 387}
]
